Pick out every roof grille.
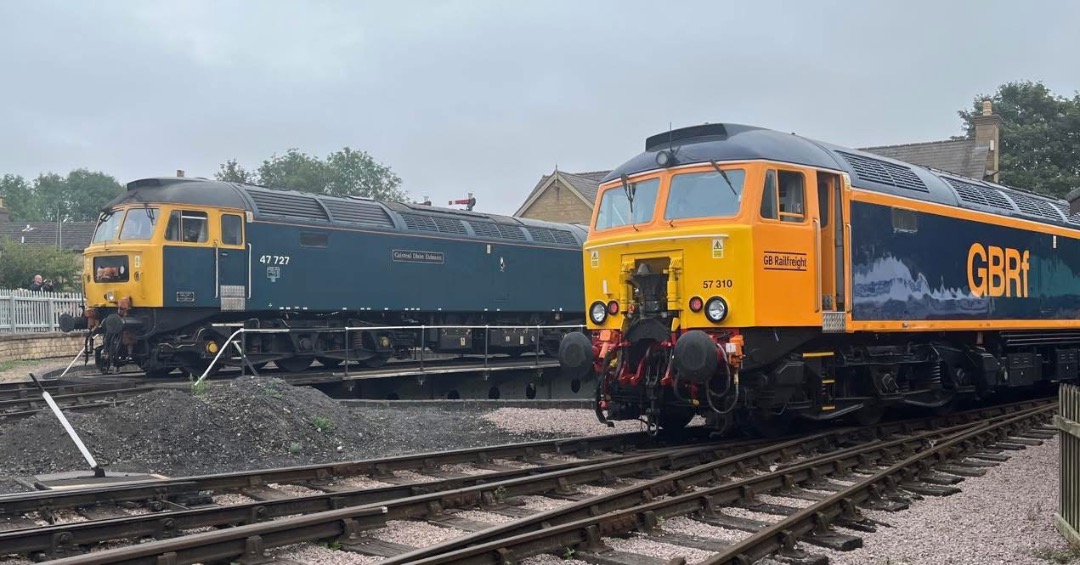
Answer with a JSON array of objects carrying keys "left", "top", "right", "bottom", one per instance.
[
  {"left": 248, "top": 190, "right": 329, "bottom": 221},
  {"left": 468, "top": 221, "right": 501, "bottom": 239},
  {"left": 526, "top": 227, "right": 556, "bottom": 244},
  {"left": 496, "top": 224, "right": 526, "bottom": 240},
  {"left": 836, "top": 151, "right": 929, "bottom": 193},
  {"left": 401, "top": 213, "right": 467, "bottom": 235},
  {"left": 943, "top": 177, "right": 1015, "bottom": 210},
  {"left": 1005, "top": 191, "right": 1064, "bottom": 222},
  {"left": 401, "top": 213, "right": 439, "bottom": 232},
  {"left": 320, "top": 198, "right": 393, "bottom": 228},
  {"left": 550, "top": 229, "right": 578, "bottom": 245},
  {"left": 431, "top": 216, "right": 467, "bottom": 235}
]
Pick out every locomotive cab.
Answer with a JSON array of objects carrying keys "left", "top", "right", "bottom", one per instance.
[
  {"left": 65, "top": 201, "right": 250, "bottom": 375},
  {"left": 560, "top": 123, "right": 855, "bottom": 434}
]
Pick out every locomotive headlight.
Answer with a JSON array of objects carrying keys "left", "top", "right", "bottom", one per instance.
[
  {"left": 105, "top": 290, "right": 115, "bottom": 302},
  {"left": 704, "top": 296, "right": 728, "bottom": 323},
  {"left": 655, "top": 149, "right": 675, "bottom": 167},
  {"left": 590, "top": 301, "right": 608, "bottom": 324}
]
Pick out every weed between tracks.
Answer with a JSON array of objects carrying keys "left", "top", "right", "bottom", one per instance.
[{"left": 310, "top": 416, "right": 334, "bottom": 433}]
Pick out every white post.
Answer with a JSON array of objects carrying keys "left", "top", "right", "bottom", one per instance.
[{"left": 30, "top": 373, "right": 104, "bottom": 477}]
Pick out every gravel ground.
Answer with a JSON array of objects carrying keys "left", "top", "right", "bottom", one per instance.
[
  {"left": 480, "top": 407, "right": 706, "bottom": 435},
  {"left": 0, "top": 377, "right": 628, "bottom": 479},
  {"left": 816, "top": 435, "right": 1076, "bottom": 565}
]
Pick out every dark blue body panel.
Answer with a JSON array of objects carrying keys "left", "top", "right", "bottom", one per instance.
[
  {"left": 850, "top": 200, "right": 1080, "bottom": 321},
  {"left": 162, "top": 222, "right": 584, "bottom": 314}
]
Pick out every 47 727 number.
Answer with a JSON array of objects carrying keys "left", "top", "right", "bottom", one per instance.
[
  {"left": 702, "top": 279, "right": 734, "bottom": 289},
  {"left": 260, "top": 255, "right": 291, "bottom": 265}
]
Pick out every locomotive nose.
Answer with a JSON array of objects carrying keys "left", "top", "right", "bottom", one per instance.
[{"left": 558, "top": 331, "right": 595, "bottom": 378}]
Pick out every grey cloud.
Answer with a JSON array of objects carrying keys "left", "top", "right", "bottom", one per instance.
[{"left": 1, "top": 0, "right": 1078, "bottom": 216}]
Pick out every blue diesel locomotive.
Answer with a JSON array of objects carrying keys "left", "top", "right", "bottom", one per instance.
[{"left": 60, "top": 177, "right": 587, "bottom": 376}]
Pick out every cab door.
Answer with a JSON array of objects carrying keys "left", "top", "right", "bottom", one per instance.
[
  {"left": 755, "top": 167, "right": 818, "bottom": 326},
  {"left": 216, "top": 211, "right": 248, "bottom": 311},
  {"left": 815, "top": 172, "right": 849, "bottom": 332}
]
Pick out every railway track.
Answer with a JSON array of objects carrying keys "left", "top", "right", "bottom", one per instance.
[{"left": 0, "top": 398, "right": 1052, "bottom": 564}]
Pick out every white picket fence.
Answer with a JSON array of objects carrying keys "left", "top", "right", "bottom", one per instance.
[{"left": 0, "top": 289, "right": 84, "bottom": 333}]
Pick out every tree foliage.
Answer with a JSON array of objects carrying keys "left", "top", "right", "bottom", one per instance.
[
  {"left": 0, "top": 239, "right": 80, "bottom": 291},
  {"left": 959, "top": 80, "right": 1080, "bottom": 198},
  {"left": 0, "top": 169, "right": 123, "bottom": 222},
  {"left": 215, "top": 159, "right": 254, "bottom": 184},
  {"left": 215, "top": 147, "right": 407, "bottom": 201}
]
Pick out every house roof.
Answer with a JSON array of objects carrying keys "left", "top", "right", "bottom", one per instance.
[
  {"left": 1, "top": 221, "right": 97, "bottom": 251},
  {"left": 513, "top": 169, "right": 612, "bottom": 217},
  {"left": 859, "top": 139, "right": 990, "bottom": 180}
]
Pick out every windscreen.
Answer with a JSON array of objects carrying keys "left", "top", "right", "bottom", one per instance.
[
  {"left": 91, "top": 210, "right": 124, "bottom": 243},
  {"left": 594, "top": 178, "right": 660, "bottom": 230},
  {"left": 664, "top": 169, "right": 746, "bottom": 220}
]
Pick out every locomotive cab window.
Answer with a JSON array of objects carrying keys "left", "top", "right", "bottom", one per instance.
[
  {"left": 165, "top": 210, "right": 209, "bottom": 243},
  {"left": 664, "top": 169, "right": 746, "bottom": 220},
  {"left": 760, "top": 170, "right": 805, "bottom": 223},
  {"left": 595, "top": 178, "right": 661, "bottom": 230},
  {"left": 221, "top": 214, "right": 243, "bottom": 246},
  {"left": 119, "top": 207, "right": 158, "bottom": 240}
]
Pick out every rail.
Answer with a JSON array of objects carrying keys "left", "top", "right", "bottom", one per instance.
[
  {"left": 0, "top": 288, "right": 83, "bottom": 333},
  {"left": 1056, "top": 383, "right": 1080, "bottom": 546},
  {"left": 194, "top": 323, "right": 585, "bottom": 386}
]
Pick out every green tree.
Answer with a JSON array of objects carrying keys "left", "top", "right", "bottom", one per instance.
[
  {"left": 0, "top": 240, "right": 80, "bottom": 291},
  {"left": 0, "top": 175, "right": 39, "bottom": 221},
  {"left": 958, "top": 80, "right": 1080, "bottom": 198},
  {"left": 24, "top": 170, "right": 123, "bottom": 222},
  {"left": 65, "top": 169, "right": 125, "bottom": 221},
  {"left": 325, "top": 147, "right": 405, "bottom": 200},
  {"left": 217, "top": 147, "right": 407, "bottom": 200},
  {"left": 215, "top": 159, "right": 255, "bottom": 184},
  {"left": 256, "top": 149, "right": 329, "bottom": 193}
]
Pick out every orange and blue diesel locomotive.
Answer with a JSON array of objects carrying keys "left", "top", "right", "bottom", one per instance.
[
  {"left": 558, "top": 122, "right": 1079, "bottom": 435},
  {"left": 60, "top": 177, "right": 587, "bottom": 376}
]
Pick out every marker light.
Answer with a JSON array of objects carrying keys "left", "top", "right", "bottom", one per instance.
[
  {"left": 689, "top": 296, "right": 704, "bottom": 312},
  {"left": 607, "top": 300, "right": 620, "bottom": 315},
  {"left": 705, "top": 296, "right": 728, "bottom": 323}
]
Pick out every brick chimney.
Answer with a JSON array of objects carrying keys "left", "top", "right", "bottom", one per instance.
[
  {"left": 972, "top": 99, "right": 1002, "bottom": 182},
  {"left": 1067, "top": 188, "right": 1080, "bottom": 217}
]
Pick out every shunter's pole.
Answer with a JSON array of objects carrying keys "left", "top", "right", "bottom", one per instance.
[{"left": 28, "top": 373, "right": 105, "bottom": 478}]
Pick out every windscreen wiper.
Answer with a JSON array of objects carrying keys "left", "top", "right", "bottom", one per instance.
[{"left": 710, "top": 160, "right": 739, "bottom": 198}]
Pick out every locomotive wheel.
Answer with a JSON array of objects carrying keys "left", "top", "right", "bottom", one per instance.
[
  {"left": 853, "top": 405, "right": 885, "bottom": 427},
  {"left": 275, "top": 356, "right": 314, "bottom": 373},
  {"left": 317, "top": 356, "right": 343, "bottom": 369},
  {"left": 361, "top": 354, "right": 391, "bottom": 369},
  {"left": 657, "top": 409, "right": 696, "bottom": 430},
  {"left": 747, "top": 412, "right": 792, "bottom": 439}
]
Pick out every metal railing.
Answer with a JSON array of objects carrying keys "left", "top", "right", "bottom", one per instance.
[
  {"left": 1056, "top": 383, "right": 1080, "bottom": 547},
  {"left": 195, "top": 323, "right": 585, "bottom": 386},
  {"left": 0, "top": 289, "right": 84, "bottom": 334}
]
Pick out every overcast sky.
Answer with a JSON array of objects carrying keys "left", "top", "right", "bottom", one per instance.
[{"left": 2, "top": 1, "right": 1078, "bottom": 216}]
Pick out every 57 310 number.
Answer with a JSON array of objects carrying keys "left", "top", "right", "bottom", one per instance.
[
  {"left": 702, "top": 279, "right": 734, "bottom": 289},
  {"left": 260, "top": 255, "right": 290, "bottom": 265}
]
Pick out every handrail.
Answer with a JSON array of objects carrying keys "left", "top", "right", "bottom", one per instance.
[
  {"left": 192, "top": 323, "right": 585, "bottom": 387},
  {"left": 813, "top": 217, "right": 822, "bottom": 313}
]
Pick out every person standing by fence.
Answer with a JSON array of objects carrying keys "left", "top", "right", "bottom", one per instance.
[{"left": 28, "top": 275, "right": 54, "bottom": 292}]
